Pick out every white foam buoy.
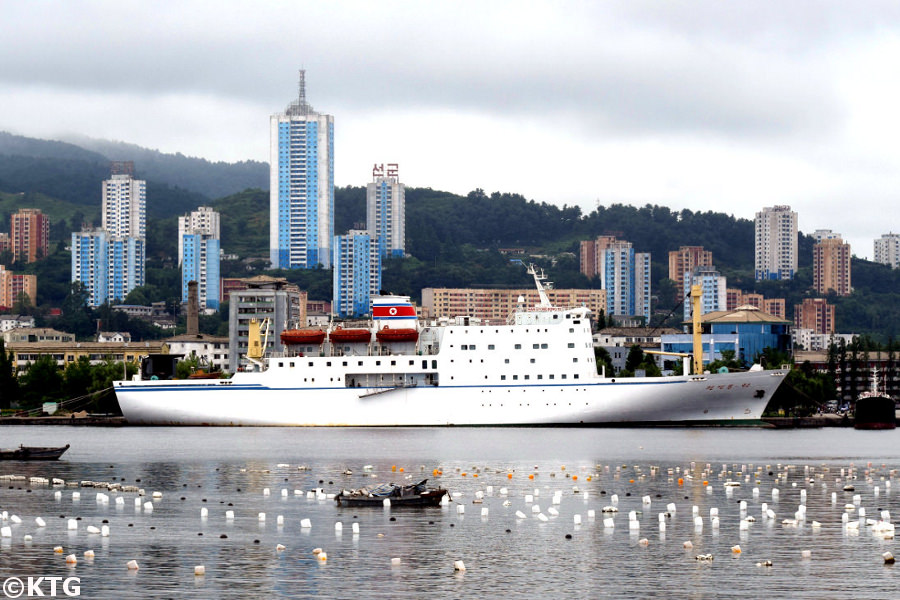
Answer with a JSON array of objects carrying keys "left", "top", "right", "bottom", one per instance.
[
  {"left": 281, "top": 489, "right": 288, "bottom": 498},
  {"left": 72, "top": 492, "right": 80, "bottom": 501},
  {"left": 84, "top": 550, "right": 94, "bottom": 559},
  {"left": 574, "top": 514, "right": 582, "bottom": 525},
  {"left": 454, "top": 560, "right": 466, "bottom": 572},
  {"left": 143, "top": 501, "right": 153, "bottom": 512},
  {"left": 35, "top": 517, "right": 46, "bottom": 527},
  {"left": 516, "top": 511, "right": 527, "bottom": 519},
  {"left": 391, "top": 557, "right": 402, "bottom": 566},
  {"left": 667, "top": 503, "right": 676, "bottom": 513},
  {"left": 126, "top": 560, "right": 139, "bottom": 570},
  {"left": 277, "top": 515, "right": 284, "bottom": 526},
  {"left": 525, "top": 494, "right": 534, "bottom": 503},
  {"left": 694, "top": 516, "right": 703, "bottom": 530},
  {"left": 629, "top": 520, "right": 640, "bottom": 530},
  {"left": 531, "top": 505, "right": 540, "bottom": 514},
  {"left": 481, "top": 507, "right": 489, "bottom": 517},
  {"left": 152, "top": 491, "right": 162, "bottom": 499},
  {"left": 101, "top": 525, "right": 109, "bottom": 537},
  {"left": 683, "top": 540, "right": 693, "bottom": 549},
  {"left": 335, "top": 522, "right": 343, "bottom": 532},
  {"left": 642, "top": 495, "right": 651, "bottom": 505},
  {"left": 263, "top": 488, "right": 270, "bottom": 496},
  {"left": 276, "top": 544, "right": 286, "bottom": 551},
  {"left": 226, "top": 510, "right": 234, "bottom": 520},
  {"left": 301, "top": 518, "right": 312, "bottom": 529},
  {"left": 801, "top": 550, "right": 812, "bottom": 559},
  {"left": 587, "top": 509, "right": 596, "bottom": 519},
  {"left": 87, "top": 525, "right": 100, "bottom": 534},
  {"left": 67, "top": 519, "right": 78, "bottom": 531},
  {"left": 611, "top": 494, "right": 619, "bottom": 504},
  {"left": 0, "top": 527, "right": 10, "bottom": 538},
  {"left": 194, "top": 565, "right": 205, "bottom": 576},
  {"left": 603, "top": 518, "right": 615, "bottom": 528},
  {"left": 537, "top": 513, "right": 549, "bottom": 522},
  {"left": 352, "top": 522, "right": 360, "bottom": 534},
  {"left": 66, "top": 554, "right": 77, "bottom": 565},
  {"left": 201, "top": 507, "right": 208, "bottom": 518},
  {"left": 458, "top": 505, "right": 466, "bottom": 515},
  {"left": 258, "top": 512, "right": 266, "bottom": 522},
  {"left": 383, "top": 498, "right": 391, "bottom": 508}
]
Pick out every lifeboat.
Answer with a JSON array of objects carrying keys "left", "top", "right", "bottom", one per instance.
[
  {"left": 376, "top": 327, "right": 419, "bottom": 343},
  {"left": 329, "top": 328, "right": 372, "bottom": 344},
  {"left": 280, "top": 329, "right": 327, "bottom": 345}
]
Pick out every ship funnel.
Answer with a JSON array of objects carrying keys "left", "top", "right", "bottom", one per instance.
[{"left": 371, "top": 296, "right": 417, "bottom": 331}]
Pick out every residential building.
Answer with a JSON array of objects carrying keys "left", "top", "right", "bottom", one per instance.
[
  {"left": 754, "top": 205, "right": 797, "bottom": 280},
  {"left": 366, "top": 167, "right": 405, "bottom": 258},
  {"left": 96, "top": 331, "right": 132, "bottom": 343},
  {"left": 227, "top": 275, "right": 305, "bottom": 372},
  {"left": 794, "top": 297, "right": 835, "bottom": 334},
  {"left": 421, "top": 288, "right": 607, "bottom": 324},
  {"left": 0, "top": 265, "right": 37, "bottom": 308},
  {"left": 581, "top": 236, "right": 650, "bottom": 320},
  {"left": 813, "top": 237, "right": 851, "bottom": 296},
  {"left": 812, "top": 229, "right": 841, "bottom": 242},
  {"left": 0, "top": 315, "right": 35, "bottom": 332},
  {"left": 3, "top": 327, "right": 74, "bottom": 344},
  {"left": 579, "top": 235, "right": 617, "bottom": 278},
  {"left": 10, "top": 208, "right": 50, "bottom": 263},
  {"left": 763, "top": 298, "right": 786, "bottom": 320},
  {"left": 180, "top": 207, "right": 221, "bottom": 311},
  {"left": 725, "top": 288, "right": 786, "bottom": 319},
  {"left": 0, "top": 232, "right": 9, "bottom": 255},
  {"left": 333, "top": 230, "right": 381, "bottom": 318},
  {"left": 874, "top": 233, "right": 900, "bottom": 269},
  {"left": 166, "top": 333, "right": 230, "bottom": 373},
  {"left": 792, "top": 329, "right": 855, "bottom": 352},
  {"left": 178, "top": 206, "right": 220, "bottom": 265},
  {"left": 269, "top": 70, "right": 334, "bottom": 269},
  {"left": 593, "top": 327, "right": 681, "bottom": 373},
  {"left": 661, "top": 306, "right": 791, "bottom": 367},
  {"left": 683, "top": 265, "right": 726, "bottom": 321},
  {"left": 71, "top": 229, "right": 108, "bottom": 307},
  {"left": 668, "top": 246, "right": 713, "bottom": 291},
  {"left": 102, "top": 162, "right": 145, "bottom": 239}
]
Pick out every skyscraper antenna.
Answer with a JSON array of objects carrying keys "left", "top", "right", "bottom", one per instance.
[{"left": 298, "top": 69, "right": 307, "bottom": 115}]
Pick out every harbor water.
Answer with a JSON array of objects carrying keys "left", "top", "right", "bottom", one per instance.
[{"left": 1, "top": 426, "right": 900, "bottom": 598}]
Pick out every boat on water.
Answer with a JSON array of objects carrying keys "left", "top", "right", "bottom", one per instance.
[
  {"left": 854, "top": 368, "right": 896, "bottom": 430},
  {"left": 0, "top": 444, "right": 70, "bottom": 460},
  {"left": 113, "top": 266, "right": 788, "bottom": 426},
  {"left": 335, "top": 479, "right": 447, "bottom": 507}
]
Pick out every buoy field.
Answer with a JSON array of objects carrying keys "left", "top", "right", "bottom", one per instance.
[{"left": 1, "top": 426, "right": 899, "bottom": 599}]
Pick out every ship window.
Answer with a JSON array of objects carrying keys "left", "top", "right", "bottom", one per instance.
[
  {"left": 376, "top": 361, "right": 381, "bottom": 366},
  {"left": 278, "top": 362, "right": 283, "bottom": 367},
  {"left": 488, "top": 344, "right": 495, "bottom": 350},
  {"left": 541, "top": 343, "right": 548, "bottom": 349},
  {"left": 562, "top": 374, "right": 567, "bottom": 379},
  {"left": 470, "top": 345, "right": 476, "bottom": 350},
  {"left": 501, "top": 375, "right": 506, "bottom": 380},
  {"left": 530, "top": 359, "right": 535, "bottom": 364},
  {"left": 461, "top": 345, "right": 468, "bottom": 350},
  {"left": 538, "top": 374, "right": 543, "bottom": 379},
  {"left": 573, "top": 320, "right": 581, "bottom": 324},
  {"left": 524, "top": 375, "right": 530, "bottom": 380},
  {"left": 515, "top": 344, "right": 521, "bottom": 349},
  {"left": 342, "top": 361, "right": 347, "bottom": 366},
  {"left": 574, "top": 374, "right": 579, "bottom": 379},
  {"left": 573, "top": 358, "right": 578, "bottom": 362},
  {"left": 308, "top": 362, "right": 313, "bottom": 367},
  {"left": 569, "top": 328, "right": 574, "bottom": 333},
  {"left": 358, "top": 361, "right": 363, "bottom": 366},
  {"left": 568, "top": 343, "right": 574, "bottom": 348},
  {"left": 504, "top": 359, "right": 509, "bottom": 364},
  {"left": 549, "top": 374, "right": 555, "bottom": 379},
  {"left": 409, "top": 360, "right": 414, "bottom": 366},
  {"left": 513, "top": 375, "right": 518, "bottom": 380},
  {"left": 326, "top": 361, "right": 331, "bottom": 367},
  {"left": 432, "top": 360, "right": 437, "bottom": 369},
  {"left": 533, "top": 344, "right": 539, "bottom": 349},
  {"left": 390, "top": 360, "right": 396, "bottom": 366},
  {"left": 422, "top": 360, "right": 427, "bottom": 369}
]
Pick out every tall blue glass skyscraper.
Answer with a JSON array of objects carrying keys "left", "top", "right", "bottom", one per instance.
[{"left": 269, "top": 70, "right": 334, "bottom": 270}]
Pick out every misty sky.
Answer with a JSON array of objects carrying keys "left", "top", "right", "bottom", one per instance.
[{"left": 2, "top": 1, "right": 899, "bottom": 259}]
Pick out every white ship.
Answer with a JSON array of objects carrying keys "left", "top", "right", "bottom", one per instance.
[{"left": 113, "top": 267, "right": 788, "bottom": 426}]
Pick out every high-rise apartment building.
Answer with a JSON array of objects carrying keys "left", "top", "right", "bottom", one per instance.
[
  {"left": 71, "top": 163, "right": 146, "bottom": 306},
  {"left": 71, "top": 229, "right": 108, "bottom": 307},
  {"left": 269, "top": 70, "right": 334, "bottom": 270},
  {"left": 874, "top": 233, "right": 900, "bottom": 269},
  {"left": 366, "top": 165, "right": 405, "bottom": 258},
  {"left": 683, "top": 265, "right": 726, "bottom": 321},
  {"left": 754, "top": 205, "right": 797, "bottom": 281},
  {"left": 333, "top": 230, "right": 381, "bottom": 317},
  {"left": 813, "top": 237, "right": 851, "bottom": 296},
  {"left": 10, "top": 208, "right": 50, "bottom": 263},
  {"left": 0, "top": 265, "right": 37, "bottom": 308},
  {"left": 600, "top": 238, "right": 651, "bottom": 321},
  {"left": 669, "top": 245, "right": 713, "bottom": 293},
  {"left": 179, "top": 207, "right": 221, "bottom": 311},
  {"left": 794, "top": 297, "right": 835, "bottom": 334}
]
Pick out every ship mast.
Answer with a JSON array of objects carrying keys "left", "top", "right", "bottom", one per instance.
[{"left": 526, "top": 263, "right": 552, "bottom": 308}]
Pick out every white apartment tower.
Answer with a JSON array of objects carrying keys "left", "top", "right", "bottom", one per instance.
[
  {"left": 754, "top": 205, "right": 797, "bottom": 281},
  {"left": 269, "top": 70, "right": 334, "bottom": 270},
  {"left": 366, "top": 165, "right": 405, "bottom": 258},
  {"left": 179, "top": 206, "right": 221, "bottom": 311},
  {"left": 875, "top": 233, "right": 900, "bottom": 269}
]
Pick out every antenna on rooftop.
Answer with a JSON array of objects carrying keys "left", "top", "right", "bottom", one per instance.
[{"left": 298, "top": 69, "right": 307, "bottom": 114}]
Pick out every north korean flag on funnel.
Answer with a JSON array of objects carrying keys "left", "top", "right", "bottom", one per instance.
[{"left": 372, "top": 304, "right": 417, "bottom": 319}]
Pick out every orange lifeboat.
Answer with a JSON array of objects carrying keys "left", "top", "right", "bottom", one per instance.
[
  {"left": 280, "top": 329, "right": 327, "bottom": 345},
  {"left": 329, "top": 328, "right": 372, "bottom": 344},
  {"left": 376, "top": 327, "right": 419, "bottom": 343}
]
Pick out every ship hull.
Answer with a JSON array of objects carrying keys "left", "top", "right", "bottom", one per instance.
[{"left": 114, "top": 369, "right": 786, "bottom": 426}]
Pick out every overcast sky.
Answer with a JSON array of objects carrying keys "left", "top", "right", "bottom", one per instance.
[{"left": 2, "top": 1, "right": 899, "bottom": 259}]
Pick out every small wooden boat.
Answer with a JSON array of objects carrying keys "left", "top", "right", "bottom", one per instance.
[
  {"left": 280, "top": 329, "right": 327, "bottom": 345},
  {"left": 0, "top": 444, "right": 70, "bottom": 460},
  {"left": 335, "top": 479, "right": 447, "bottom": 507},
  {"left": 329, "top": 328, "right": 372, "bottom": 344},
  {"left": 375, "top": 327, "right": 418, "bottom": 343}
]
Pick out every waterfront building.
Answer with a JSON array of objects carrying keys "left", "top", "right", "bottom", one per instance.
[
  {"left": 0, "top": 265, "right": 37, "bottom": 308},
  {"left": 71, "top": 228, "right": 108, "bottom": 307},
  {"left": 683, "top": 265, "right": 726, "bottom": 321},
  {"left": 166, "top": 334, "right": 230, "bottom": 373},
  {"left": 269, "top": 70, "right": 334, "bottom": 269},
  {"left": 180, "top": 207, "right": 221, "bottom": 311},
  {"left": 227, "top": 275, "right": 305, "bottom": 372},
  {"left": 813, "top": 237, "right": 851, "bottom": 296},
  {"left": 333, "top": 230, "right": 381, "bottom": 318},
  {"left": 661, "top": 306, "right": 791, "bottom": 367},
  {"left": 421, "top": 288, "right": 606, "bottom": 324},
  {"left": 874, "top": 233, "right": 900, "bottom": 269},
  {"left": 10, "top": 208, "right": 50, "bottom": 263},
  {"left": 794, "top": 297, "right": 835, "bottom": 334},
  {"left": 5, "top": 339, "right": 166, "bottom": 373},
  {"left": 754, "top": 205, "right": 797, "bottom": 280},
  {"left": 668, "top": 246, "right": 713, "bottom": 292},
  {"left": 366, "top": 167, "right": 405, "bottom": 258}
]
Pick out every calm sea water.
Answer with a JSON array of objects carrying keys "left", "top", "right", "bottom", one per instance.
[{"left": 1, "top": 426, "right": 899, "bottom": 599}]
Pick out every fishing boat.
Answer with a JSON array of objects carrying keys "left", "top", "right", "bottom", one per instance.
[
  {"left": 0, "top": 444, "right": 70, "bottom": 460},
  {"left": 854, "top": 368, "right": 896, "bottom": 430},
  {"left": 335, "top": 480, "right": 447, "bottom": 507},
  {"left": 113, "top": 266, "right": 788, "bottom": 426}
]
